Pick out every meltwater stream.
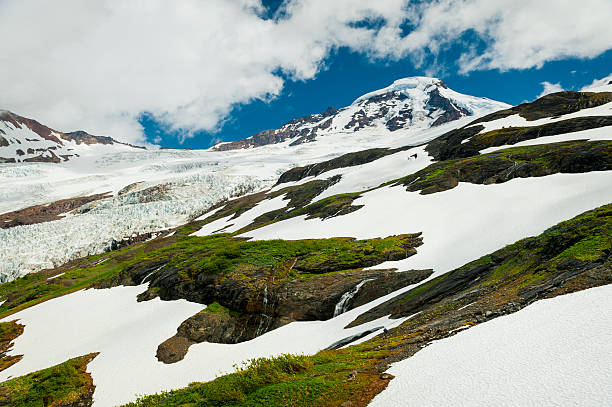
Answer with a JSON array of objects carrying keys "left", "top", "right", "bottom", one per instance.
[{"left": 333, "top": 278, "right": 376, "bottom": 317}]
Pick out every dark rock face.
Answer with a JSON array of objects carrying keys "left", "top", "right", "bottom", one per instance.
[
  {"left": 427, "top": 115, "right": 612, "bottom": 162},
  {"left": 385, "top": 109, "right": 412, "bottom": 131},
  {"left": 470, "top": 91, "right": 612, "bottom": 125},
  {"left": 276, "top": 147, "right": 408, "bottom": 184},
  {"left": 62, "top": 130, "right": 114, "bottom": 145},
  {"left": 214, "top": 107, "right": 339, "bottom": 151},
  {"left": 406, "top": 140, "right": 612, "bottom": 195},
  {"left": 325, "top": 326, "right": 384, "bottom": 350},
  {"left": 101, "top": 233, "right": 431, "bottom": 363},
  {"left": 428, "top": 88, "right": 470, "bottom": 126},
  {"left": 154, "top": 267, "right": 432, "bottom": 363}
]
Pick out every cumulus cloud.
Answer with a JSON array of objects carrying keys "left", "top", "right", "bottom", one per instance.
[
  {"left": 399, "top": 0, "right": 612, "bottom": 74},
  {"left": 0, "top": 0, "right": 611, "bottom": 144},
  {"left": 538, "top": 82, "right": 564, "bottom": 98}
]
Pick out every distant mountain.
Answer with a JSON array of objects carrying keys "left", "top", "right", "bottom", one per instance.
[
  {"left": 213, "top": 76, "right": 510, "bottom": 150},
  {"left": 0, "top": 78, "right": 611, "bottom": 407},
  {"left": 0, "top": 110, "right": 142, "bottom": 163}
]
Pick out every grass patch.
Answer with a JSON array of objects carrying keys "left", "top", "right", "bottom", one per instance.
[
  {"left": 0, "top": 353, "right": 98, "bottom": 407},
  {"left": 121, "top": 350, "right": 388, "bottom": 407}
]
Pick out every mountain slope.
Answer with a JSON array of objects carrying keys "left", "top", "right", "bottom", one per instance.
[
  {"left": 0, "top": 110, "right": 141, "bottom": 163},
  {"left": 0, "top": 90, "right": 496, "bottom": 281},
  {"left": 213, "top": 77, "right": 510, "bottom": 150},
  {"left": 0, "top": 81, "right": 611, "bottom": 407}
]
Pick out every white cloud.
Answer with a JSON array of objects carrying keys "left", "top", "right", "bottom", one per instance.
[
  {"left": 397, "top": 0, "right": 612, "bottom": 74},
  {"left": 0, "top": 0, "right": 611, "bottom": 144},
  {"left": 538, "top": 81, "right": 564, "bottom": 98}
]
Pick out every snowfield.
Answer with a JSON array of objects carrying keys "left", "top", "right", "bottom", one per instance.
[
  {"left": 352, "top": 77, "right": 509, "bottom": 118},
  {"left": 369, "top": 284, "right": 612, "bottom": 407},
  {"left": 469, "top": 101, "right": 612, "bottom": 134},
  {"left": 242, "top": 171, "right": 612, "bottom": 277},
  {"left": 479, "top": 124, "right": 612, "bottom": 154},
  {"left": 0, "top": 116, "right": 475, "bottom": 281},
  {"left": 0, "top": 282, "right": 416, "bottom": 407},
  {"left": 1, "top": 77, "right": 611, "bottom": 406}
]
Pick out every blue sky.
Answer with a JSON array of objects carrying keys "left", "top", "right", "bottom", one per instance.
[
  {"left": 143, "top": 47, "right": 612, "bottom": 149},
  {"left": 3, "top": 1, "right": 611, "bottom": 147}
]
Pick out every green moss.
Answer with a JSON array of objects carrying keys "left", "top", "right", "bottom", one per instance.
[
  {"left": 423, "top": 168, "right": 444, "bottom": 180},
  {"left": 555, "top": 235, "right": 610, "bottom": 262},
  {"left": 151, "top": 233, "right": 415, "bottom": 281},
  {"left": 204, "top": 301, "right": 243, "bottom": 318},
  {"left": 0, "top": 353, "right": 97, "bottom": 407}
]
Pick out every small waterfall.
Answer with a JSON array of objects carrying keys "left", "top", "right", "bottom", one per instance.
[
  {"left": 262, "top": 284, "right": 268, "bottom": 307},
  {"left": 141, "top": 264, "right": 165, "bottom": 284},
  {"left": 255, "top": 284, "right": 270, "bottom": 337},
  {"left": 333, "top": 278, "right": 375, "bottom": 317}
]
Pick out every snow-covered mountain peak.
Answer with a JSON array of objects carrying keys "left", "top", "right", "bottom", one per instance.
[
  {"left": 214, "top": 77, "right": 510, "bottom": 151},
  {"left": 352, "top": 76, "right": 446, "bottom": 104},
  {"left": 0, "top": 110, "right": 141, "bottom": 163}
]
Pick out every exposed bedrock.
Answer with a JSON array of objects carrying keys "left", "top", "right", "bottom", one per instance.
[
  {"left": 154, "top": 267, "right": 432, "bottom": 363},
  {"left": 93, "top": 233, "right": 431, "bottom": 362}
]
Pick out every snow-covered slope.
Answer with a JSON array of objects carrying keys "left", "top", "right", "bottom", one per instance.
[
  {"left": 0, "top": 78, "right": 611, "bottom": 407},
  {"left": 214, "top": 77, "right": 510, "bottom": 150},
  {"left": 0, "top": 110, "right": 139, "bottom": 163},
  {"left": 369, "top": 284, "right": 612, "bottom": 407},
  {"left": 0, "top": 115, "right": 476, "bottom": 281}
]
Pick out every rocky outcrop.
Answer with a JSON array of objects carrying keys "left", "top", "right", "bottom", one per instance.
[
  {"left": 0, "top": 320, "right": 24, "bottom": 372},
  {"left": 427, "top": 115, "right": 612, "bottom": 161},
  {"left": 401, "top": 140, "right": 612, "bottom": 195},
  {"left": 0, "top": 352, "right": 99, "bottom": 407},
  {"left": 155, "top": 267, "right": 432, "bottom": 363},
  {"left": 348, "top": 204, "right": 612, "bottom": 328},
  {"left": 0, "top": 193, "right": 112, "bottom": 229},
  {"left": 276, "top": 147, "right": 407, "bottom": 184},
  {"left": 470, "top": 91, "right": 612, "bottom": 123},
  {"left": 92, "top": 233, "right": 429, "bottom": 362},
  {"left": 214, "top": 107, "right": 338, "bottom": 151}
]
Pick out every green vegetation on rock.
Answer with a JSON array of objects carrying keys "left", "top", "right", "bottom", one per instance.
[
  {"left": 118, "top": 203, "right": 612, "bottom": 407},
  {"left": 0, "top": 353, "right": 98, "bottom": 407},
  {"left": 349, "top": 203, "right": 612, "bottom": 327},
  {"left": 396, "top": 140, "right": 612, "bottom": 194},
  {"left": 471, "top": 91, "right": 612, "bottom": 123},
  {"left": 0, "top": 320, "right": 24, "bottom": 371},
  {"left": 126, "top": 233, "right": 418, "bottom": 282},
  {"left": 0, "top": 232, "right": 420, "bottom": 319}
]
